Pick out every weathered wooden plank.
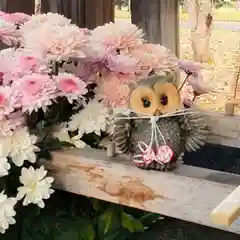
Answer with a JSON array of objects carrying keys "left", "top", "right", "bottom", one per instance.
[
  {"left": 203, "top": 110, "right": 240, "bottom": 148},
  {"left": 211, "top": 185, "right": 240, "bottom": 226},
  {"left": 42, "top": 148, "right": 240, "bottom": 234},
  {"left": 131, "top": 0, "right": 179, "bottom": 56}
]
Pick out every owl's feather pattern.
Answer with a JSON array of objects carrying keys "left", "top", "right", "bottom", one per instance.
[
  {"left": 178, "top": 110, "right": 208, "bottom": 152},
  {"left": 113, "top": 113, "right": 132, "bottom": 154},
  {"left": 113, "top": 109, "right": 208, "bottom": 171},
  {"left": 130, "top": 116, "right": 185, "bottom": 171}
]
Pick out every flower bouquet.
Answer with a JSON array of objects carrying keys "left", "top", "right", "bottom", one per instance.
[{"left": 0, "top": 11, "right": 211, "bottom": 234}]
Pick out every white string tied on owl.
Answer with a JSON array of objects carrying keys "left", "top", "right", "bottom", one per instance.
[
  {"left": 132, "top": 116, "right": 174, "bottom": 166},
  {"left": 115, "top": 109, "right": 181, "bottom": 165}
]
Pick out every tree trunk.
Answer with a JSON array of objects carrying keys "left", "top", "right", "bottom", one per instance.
[
  {"left": 183, "top": 0, "right": 188, "bottom": 12},
  {"left": 188, "top": 0, "right": 213, "bottom": 63},
  {"left": 35, "top": 0, "right": 42, "bottom": 13}
]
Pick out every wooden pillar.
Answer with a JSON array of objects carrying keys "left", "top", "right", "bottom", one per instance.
[
  {"left": 0, "top": 0, "right": 34, "bottom": 14},
  {"left": 41, "top": 0, "right": 85, "bottom": 27},
  {"left": 85, "top": 0, "right": 114, "bottom": 29},
  {"left": 41, "top": 0, "right": 114, "bottom": 29},
  {"left": 131, "top": 0, "right": 179, "bottom": 57}
]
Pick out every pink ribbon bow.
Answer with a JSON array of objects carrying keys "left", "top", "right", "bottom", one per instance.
[{"left": 133, "top": 141, "right": 174, "bottom": 166}]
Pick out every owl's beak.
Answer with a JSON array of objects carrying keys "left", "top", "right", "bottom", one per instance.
[{"left": 153, "top": 109, "right": 162, "bottom": 116}]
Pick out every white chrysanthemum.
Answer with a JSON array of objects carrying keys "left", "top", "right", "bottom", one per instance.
[
  {"left": 21, "top": 23, "right": 87, "bottom": 61},
  {"left": 68, "top": 100, "right": 113, "bottom": 136},
  {"left": 0, "top": 127, "right": 39, "bottom": 167},
  {"left": 52, "top": 123, "right": 86, "bottom": 149},
  {"left": 17, "top": 166, "right": 54, "bottom": 208},
  {"left": 0, "top": 192, "right": 17, "bottom": 234},
  {"left": 20, "top": 13, "right": 71, "bottom": 34},
  {"left": 0, "top": 157, "right": 10, "bottom": 177}
]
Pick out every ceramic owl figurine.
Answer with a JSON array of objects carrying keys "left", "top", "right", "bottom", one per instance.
[{"left": 113, "top": 74, "right": 208, "bottom": 171}]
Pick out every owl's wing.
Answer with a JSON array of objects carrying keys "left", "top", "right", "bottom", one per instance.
[
  {"left": 113, "top": 113, "right": 132, "bottom": 154},
  {"left": 178, "top": 109, "right": 208, "bottom": 152}
]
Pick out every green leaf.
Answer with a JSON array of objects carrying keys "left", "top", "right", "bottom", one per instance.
[
  {"left": 121, "top": 212, "right": 144, "bottom": 233},
  {"left": 97, "top": 207, "right": 121, "bottom": 238},
  {"left": 91, "top": 199, "right": 101, "bottom": 212},
  {"left": 104, "top": 228, "right": 131, "bottom": 240},
  {"left": 139, "top": 213, "right": 162, "bottom": 227},
  {"left": 98, "top": 209, "right": 114, "bottom": 234},
  {"left": 84, "top": 223, "right": 95, "bottom": 240}
]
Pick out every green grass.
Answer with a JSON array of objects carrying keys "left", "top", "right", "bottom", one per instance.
[{"left": 115, "top": 7, "right": 240, "bottom": 22}]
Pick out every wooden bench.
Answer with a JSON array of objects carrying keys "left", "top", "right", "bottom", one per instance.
[{"left": 43, "top": 110, "right": 240, "bottom": 235}]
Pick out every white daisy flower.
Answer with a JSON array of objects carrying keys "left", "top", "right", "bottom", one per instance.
[
  {"left": 0, "top": 157, "right": 10, "bottom": 177},
  {"left": 68, "top": 100, "right": 113, "bottom": 136},
  {"left": 52, "top": 123, "right": 86, "bottom": 149},
  {"left": 17, "top": 166, "right": 54, "bottom": 208},
  {"left": 0, "top": 127, "right": 40, "bottom": 167},
  {"left": 0, "top": 192, "right": 17, "bottom": 234}
]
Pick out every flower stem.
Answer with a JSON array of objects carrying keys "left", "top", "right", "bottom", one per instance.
[{"left": 178, "top": 74, "right": 190, "bottom": 92}]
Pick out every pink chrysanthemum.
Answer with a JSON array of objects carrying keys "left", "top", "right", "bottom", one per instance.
[
  {"left": 90, "top": 22, "right": 144, "bottom": 52},
  {"left": 178, "top": 60, "right": 211, "bottom": 95},
  {"left": 0, "top": 12, "right": 30, "bottom": 25},
  {"left": 178, "top": 59, "right": 202, "bottom": 74},
  {"left": 21, "top": 23, "right": 88, "bottom": 61},
  {"left": 0, "top": 111, "right": 25, "bottom": 137},
  {"left": 98, "top": 74, "right": 131, "bottom": 107},
  {"left": 0, "top": 48, "right": 48, "bottom": 86},
  {"left": 106, "top": 54, "right": 139, "bottom": 74},
  {"left": 0, "top": 86, "right": 15, "bottom": 120},
  {"left": 0, "top": 20, "right": 20, "bottom": 46},
  {"left": 181, "top": 83, "right": 194, "bottom": 108},
  {"left": 131, "top": 44, "right": 178, "bottom": 78},
  {"left": 12, "top": 74, "right": 57, "bottom": 113},
  {"left": 54, "top": 73, "right": 87, "bottom": 103}
]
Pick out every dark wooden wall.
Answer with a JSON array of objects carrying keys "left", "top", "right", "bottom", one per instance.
[
  {"left": 41, "top": 0, "right": 114, "bottom": 29},
  {"left": 0, "top": 0, "right": 34, "bottom": 14}
]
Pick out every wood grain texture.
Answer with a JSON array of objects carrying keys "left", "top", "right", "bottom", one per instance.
[
  {"left": 211, "top": 185, "right": 240, "bottom": 226},
  {"left": 84, "top": 0, "right": 114, "bottom": 29},
  {"left": 203, "top": 110, "right": 240, "bottom": 148},
  {"left": 41, "top": 0, "right": 114, "bottom": 28},
  {"left": 0, "top": 0, "right": 34, "bottom": 14},
  {"left": 41, "top": 0, "right": 85, "bottom": 27},
  {"left": 42, "top": 148, "right": 240, "bottom": 234},
  {"left": 131, "top": 0, "right": 179, "bottom": 56}
]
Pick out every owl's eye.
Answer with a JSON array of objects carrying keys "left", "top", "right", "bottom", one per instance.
[
  {"left": 160, "top": 94, "right": 168, "bottom": 105},
  {"left": 141, "top": 97, "right": 151, "bottom": 108},
  {"left": 116, "top": 49, "right": 120, "bottom": 55}
]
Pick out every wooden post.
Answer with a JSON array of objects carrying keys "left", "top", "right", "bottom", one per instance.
[
  {"left": 85, "top": 0, "right": 114, "bottom": 29},
  {"left": 0, "top": 0, "right": 35, "bottom": 14},
  {"left": 131, "top": 0, "right": 179, "bottom": 56},
  {"left": 41, "top": 0, "right": 85, "bottom": 27},
  {"left": 41, "top": 0, "right": 114, "bottom": 28}
]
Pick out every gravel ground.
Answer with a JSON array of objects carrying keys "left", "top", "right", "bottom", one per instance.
[{"left": 180, "top": 28, "right": 239, "bottom": 113}]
